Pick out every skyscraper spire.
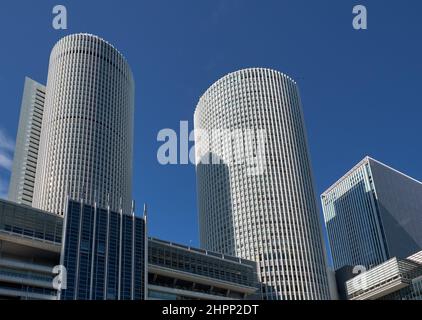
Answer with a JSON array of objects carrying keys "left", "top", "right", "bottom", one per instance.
[{"left": 143, "top": 203, "right": 147, "bottom": 218}]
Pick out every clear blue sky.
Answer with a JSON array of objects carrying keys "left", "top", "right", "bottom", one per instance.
[{"left": 0, "top": 1, "right": 421, "bottom": 254}]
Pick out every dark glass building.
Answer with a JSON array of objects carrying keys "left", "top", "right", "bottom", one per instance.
[
  {"left": 322, "top": 156, "right": 422, "bottom": 271},
  {"left": 60, "top": 199, "right": 146, "bottom": 300}
]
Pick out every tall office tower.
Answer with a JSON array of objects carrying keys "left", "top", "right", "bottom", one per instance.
[
  {"left": 32, "top": 34, "right": 134, "bottom": 215},
  {"left": 8, "top": 77, "right": 46, "bottom": 206},
  {"left": 321, "top": 156, "right": 422, "bottom": 271},
  {"left": 194, "top": 68, "right": 331, "bottom": 300}
]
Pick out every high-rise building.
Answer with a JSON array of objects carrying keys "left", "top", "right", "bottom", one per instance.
[
  {"left": 321, "top": 156, "right": 422, "bottom": 271},
  {"left": 8, "top": 77, "right": 46, "bottom": 206},
  {"left": 194, "top": 68, "right": 331, "bottom": 300},
  {"left": 60, "top": 199, "right": 146, "bottom": 300},
  {"left": 32, "top": 33, "right": 134, "bottom": 215}
]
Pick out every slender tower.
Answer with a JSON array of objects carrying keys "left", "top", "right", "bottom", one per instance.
[
  {"left": 195, "top": 68, "right": 330, "bottom": 300},
  {"left": 33, "top": 34, "right": 134, "bottom": 215},
  {"left": 8, "top": 77, "right": 46, "bottom": 206}
]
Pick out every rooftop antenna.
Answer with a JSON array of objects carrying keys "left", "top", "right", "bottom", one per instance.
[{"left": 143, "top": 203, "right": 147, "bottom": 218}]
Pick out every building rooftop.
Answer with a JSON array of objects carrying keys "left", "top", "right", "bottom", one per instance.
[
  {"left": 346, "top": 251, "right": 422, "bottom": 300},
  {"left": 321, "top": 156, "right": 422, "bottom": 197},
  {"left": 148, "top": 237, "right": 255, "bottom": 266}
]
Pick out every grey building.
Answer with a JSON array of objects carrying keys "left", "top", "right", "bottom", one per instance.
[
  {"left": 345, "top": 251, "right": 422, "bottom": 300},
  {"left": 0, "top": 198, "right": 62, "bottom": 300},
  {"left": 321, "top": 156, "right": 422, "bottom": 271},
  {"left": 60, "top": 199, "right": 146, "bottom": 300},
  {"left": 195, "top": 68, "right": 331, "bottom": 300},
  {"left": 147, "top": 238, "right": 260, "bottom": 300},
  {"left": 8, "top": 77, "right": 46, "bottom": 206}
]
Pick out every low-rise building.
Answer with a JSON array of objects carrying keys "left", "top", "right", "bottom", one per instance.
[
  {"left": 346, "top": 251, "right": 422, "bottom": 300},
  {"left": 0, "top": 199, "right": 62, "bottom": 299},
  {"left": 0, "top": 198, "right": 260, "bottom": 300},
  {"left": 147, "top": 238, "right": 260, "bottom": 300}
]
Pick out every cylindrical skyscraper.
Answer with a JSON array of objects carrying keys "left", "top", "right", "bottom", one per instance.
[
  {"left": 195, "top": 68, "right": 330, "bottom": 300},
  {"left": 33, "top": 34, "right": 134, "bottom": 215}
]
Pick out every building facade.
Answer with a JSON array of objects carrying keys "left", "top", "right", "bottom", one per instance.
[
  {"left": 60, "top": 199, "right": 146, "bottom": 300},
  {"left": 321, "top": 156, "right": 422, "bottom": 271},
  {"left": 345, "top": 251, "right": 422, "bottom": 300},
  {"left": 32, "top": 33, "right": 134, "bottom": 216},
  {"left": 0, "top": 196, "right": 257, "bottom": 301},
  {"left": 8, "top": 77, "right": 46, "bottom": 207},
  {"left": 147, "top": 238, "right": 259, "bottom": 300},
  {"left": 0, "top": 198, "right": 62, "bottom": 300},
  {"left": 195, "top": 68, "right": 331, "bottom": 300}
]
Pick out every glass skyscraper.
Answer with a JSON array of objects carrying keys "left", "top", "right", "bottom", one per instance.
[
  {"left": 321, "top": 156, "right": 422, "bottom": 271},
  {"left": 60, "top": 199, "right": 146, "bottom": 300}
]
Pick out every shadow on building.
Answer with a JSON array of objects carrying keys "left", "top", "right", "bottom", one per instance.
[{"left": 196, "top": 152, "right": 235, "bottom": 256}]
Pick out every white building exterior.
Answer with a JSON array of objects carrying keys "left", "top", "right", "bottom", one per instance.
[
  {"left": 194, "top": 68, "right": 331, "bottom": 300},
  {"left": 32, "top": 34, "right": 134, "bottom": 215}
]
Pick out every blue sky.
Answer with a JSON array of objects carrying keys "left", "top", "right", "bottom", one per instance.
[{"left": 0, "top": 0, "right": 421, "bottom": 256}]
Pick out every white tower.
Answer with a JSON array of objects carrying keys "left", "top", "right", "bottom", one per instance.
[
  {"left": 33, "top": 34, "right": 134, "bottom": 215},
  {"left": 195, "top": 68, "right": 330, "bottom": 300}
]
